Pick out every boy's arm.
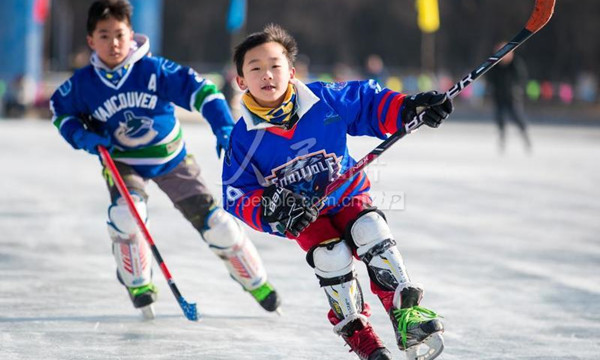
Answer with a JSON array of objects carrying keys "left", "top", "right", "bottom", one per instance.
[
  {"left": 50, "top": 80, "right": 111, "bottom": 155},
  {"left": 221, "top": 132, "right": 271, "bottom": 234},
  {"left": 325, "top": 80, "right": 452, "bottom": 138},
  {"left": 156, "top": 58, "right": 234, "bottom": 157}
]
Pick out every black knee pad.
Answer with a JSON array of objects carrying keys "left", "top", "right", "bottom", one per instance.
[{"left": 175, "top": 194, "right": 216, "bottom": 231}]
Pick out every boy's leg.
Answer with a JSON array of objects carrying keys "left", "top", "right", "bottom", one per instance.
[
  {"left": 299, "top": 219, "right": 392, "bottom": 360},
  {"left": 343, "top": 206, "right": 443, "bottom": 356},
  {"left": 103, "top": 162, "right": 157, "bottom": 316},
  {"left": 153, "top": 155, "right": 279, "bottom": 312}
]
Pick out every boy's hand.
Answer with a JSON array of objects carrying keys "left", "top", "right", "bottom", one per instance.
[
  {"left": 215, "top": 125, "right": 233, "bottom": 158},
  {"left": 71, "top": 127, "right": 112, "bottom": 155},
  {"left": 262, "top": 185, "right": 318, "bottom": 237},
  {"left": 401, "top": 91, "right": 453, "bottom": 128}
]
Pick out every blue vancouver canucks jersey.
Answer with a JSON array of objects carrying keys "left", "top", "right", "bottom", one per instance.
[
  {"left": 222, "top": 79, "right": 409, "bottom": 237},
  {"left": 50, "top": 35, "right": 233, "bottom": 178}
]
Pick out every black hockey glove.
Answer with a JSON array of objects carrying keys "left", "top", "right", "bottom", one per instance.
[
  {"left": 262, "top": 185, "right": 318, "bottom": 237},
  {"left": 401, "top": 91, "right": 453, "bottom": 128}
]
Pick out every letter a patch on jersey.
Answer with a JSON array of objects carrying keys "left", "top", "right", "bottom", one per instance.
[
  {"left": 147, "top": 74, "right": 157, "bottom": 92},
  {"left": 58, "top": 80, "right": 72, "bottom": 96}
]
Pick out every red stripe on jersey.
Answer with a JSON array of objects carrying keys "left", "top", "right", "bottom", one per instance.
[
  {"left": 377, "top": 91, "right": 393, "bottom": 134},
  {"left": 358, "top": 175, "right": 371, "bottom": 192},
  {"left": 250, "top": 189, "right": 264, "bottom": 230},
  {"left": 383, "top": 94, "right": 405, "bottom": 134},
  {"left": 253, "top": 203, "right": 262, "bottom": 230},
  {"left": 266, "top": 124, "right": 297, "bottom": 139},
  {"left": 377, "top": 91, "right": 393, "bottom": 118},
  {"left": 240, "top": 190, "right": 263, "bottom": 231},
  {"left": 234, "top": 198, "right": 243, "bottom": 219},
  {"left": 340, "top": 172, "right": 365, "bottom": 203}
]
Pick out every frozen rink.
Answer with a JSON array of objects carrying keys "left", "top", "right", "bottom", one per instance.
[{"left": 1, "top": 118, "right": 599, "bottom": 359}]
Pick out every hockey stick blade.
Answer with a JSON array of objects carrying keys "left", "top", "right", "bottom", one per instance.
[
  {"left": 526, "top": 0, "right": 556, "bottom": 33},
  {"left": 321, "top": 0, "right": 556, "bottom": 202},
  {"left": 178, "top": 297, "right": 199, "bottom": 321}
]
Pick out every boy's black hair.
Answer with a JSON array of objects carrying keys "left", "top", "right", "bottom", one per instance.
[
  {"left": 233, "top": 24, "right": 298, "bottom": 76},
  {"left": 87, "top": 0, "right": 133, "bottom": 35}
]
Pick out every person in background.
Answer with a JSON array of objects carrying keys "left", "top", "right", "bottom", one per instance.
[
  {"left": 487, "top": 42, "right": 532, "bottom": 153},
  {"left": 364, "top": 54, "right": 389, "bottom": 86}
]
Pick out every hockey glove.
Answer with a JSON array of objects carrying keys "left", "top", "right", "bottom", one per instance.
[
  {"left": 262, "top": 185, "right": 318, "bottom": 237},
  {"left": 215, "top": 125, "right": 233, "bottom": 158},
  {"left": 401, "top": 91, "right": 453, "bottom": 128},
  {"left": 71, "top": 126, "right": 112, "bottom": 155}
]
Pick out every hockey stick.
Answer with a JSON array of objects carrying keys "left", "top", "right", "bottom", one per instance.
[
  {"left": 320, "top": 0, "right": 555, "bottom": 204},
  {"left": 98, "top": 146, "right": 199, "bottom": 321}
]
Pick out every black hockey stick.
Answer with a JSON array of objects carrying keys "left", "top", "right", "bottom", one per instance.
[
  {"left": 98, "top": 146, "right": 199, "bottom": 321},
  {"left": 321, "top": 0, "right": 555, "bottom": 203}
]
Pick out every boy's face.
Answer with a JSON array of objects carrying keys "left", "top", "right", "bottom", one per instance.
[
  {"left": 236, "top": 42, "right": 296, "bottom": 108},
  {"left": 87, "top": 17, "right": 134, "bottom": 69}
]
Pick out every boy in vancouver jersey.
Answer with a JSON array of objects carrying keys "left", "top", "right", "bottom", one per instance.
[
  {"left": 223, "top": 24, "right": 452, "bottom": 360},
  {"left": 50, "top": 0, "right": 280, "bottom": 319}
]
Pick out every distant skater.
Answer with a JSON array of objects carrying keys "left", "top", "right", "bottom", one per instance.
[{"left": 487, "top": 42, "right": 532, "bottom": 153}]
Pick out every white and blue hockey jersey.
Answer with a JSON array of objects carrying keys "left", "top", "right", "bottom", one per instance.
[
  {"left": 222, "top": 79, "right": 409, "bottom": 237},
  {"left": 50, "top": 35, "right": 233, "bottom": 178}
]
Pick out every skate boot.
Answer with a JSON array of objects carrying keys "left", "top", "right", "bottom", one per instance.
[
  {"left": 390, "top": 284, "right": 444, "bottom": 360},
  {"left": 127, "top": 283, "right": 158, "bottom": 320},
  {"left": 329, "top": 304, "right": 393, "bottom": 360},
  {"left": 115, "top": 268, "right": 157, "bottom": 319},
  {"left": 249, "top": 281, "right": 281, "bottom": 313}
]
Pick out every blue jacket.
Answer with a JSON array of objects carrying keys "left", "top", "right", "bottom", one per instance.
[
  {"left": 222, "top": 79, "right": 409, "bottom": 237},
  {"left": 50, "top": 35, "right": 233, "bottom": 178}
]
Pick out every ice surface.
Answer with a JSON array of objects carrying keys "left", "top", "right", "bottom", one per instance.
[{"left": 1, "top": 119, "right": 599, "bottom": 359}]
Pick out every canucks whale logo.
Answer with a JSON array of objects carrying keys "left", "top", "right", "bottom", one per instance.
[
  {"left": 265, "top": 150, "right": 341, "bottom": 205},
  {"left": 114, "top": 111, "right": 158, "bottom": 147}
]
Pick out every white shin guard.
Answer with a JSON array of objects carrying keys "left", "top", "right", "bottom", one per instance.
[
  {"left": 107, "top": 196, "right": 153, "bottom": 288},
  {"left": 312, "top": 240, "right": 364, "bottom": 320},
  {"left": 202, "top": 208, "right": 266, "bottom": 291},
  {"left": 351, "top": 211, "right": 410, "bottom": 290}
]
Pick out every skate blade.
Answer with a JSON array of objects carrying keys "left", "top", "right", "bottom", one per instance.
[
  {"left": 275, "top": 307, "right": 284, "bottom": 317},
  {"left": 405, "top": 333, "right": 444, "bottom": 360},
  {"left": 140, "top": 304, "right": 156, "bottom": 320}
]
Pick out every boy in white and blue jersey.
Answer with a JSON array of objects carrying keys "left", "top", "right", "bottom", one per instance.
[{"left": 50, "top": 0, "right": 280, "bottom": 318}]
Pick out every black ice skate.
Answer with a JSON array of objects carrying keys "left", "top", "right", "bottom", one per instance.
[
  {"left": 127, "top": 283, "right": 158, "bottom": 320},
  {"left": 390, "top": 285, "right": 444, "bottom": 360},
  {"left": 117, "top": 270, "right": 157, "bottom": 319},
  {"left": 249, "top": 281, "right": 281, "bottom": 313}
]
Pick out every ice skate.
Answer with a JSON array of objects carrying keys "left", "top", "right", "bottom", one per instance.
[
  {"left": 390, "top": 285, "right": 444, "bottom": 360},
  {"left": 249, "top": 281, "right": 281, "bottom": 314},
  {"left": 329, "top": 305, "right": 392, "bottom": 360},
  {"left": 127, "top": 283, "right": 158, "bottom": 320}
]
